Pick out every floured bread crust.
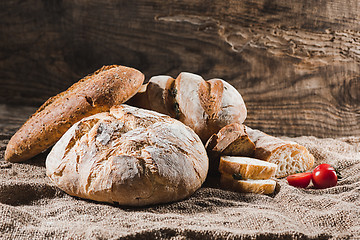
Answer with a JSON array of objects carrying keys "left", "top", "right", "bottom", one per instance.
[
  {"left": 6, "top": 65, "right": 144, "bottom": 163},
  {"left": 128, "top": 72, "right": 247, "bottom": 143},
  {"left": 46, "top": 105, "right": 208, "bottom": 206}
]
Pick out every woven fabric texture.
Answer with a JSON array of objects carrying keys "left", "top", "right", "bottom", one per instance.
[{"left": 0, "top": 107, "right": 359, "bottom": 239}]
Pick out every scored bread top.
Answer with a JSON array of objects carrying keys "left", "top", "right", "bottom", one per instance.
[
  {"left": 46, "top": 105, "right": 209, "bottom": 206},
  {"left": 175, "top": 72, "right": 206, "bottom": 135},
  {"left": 127, "top": 72, "right": 247, "bottom": 143},
  {"left": 219, "top": 156, "right": 277, "bottom": 180}
]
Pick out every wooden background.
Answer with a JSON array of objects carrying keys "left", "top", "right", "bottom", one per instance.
[{"left": 0, "top": 0, "right": 359, "bottom": 138}]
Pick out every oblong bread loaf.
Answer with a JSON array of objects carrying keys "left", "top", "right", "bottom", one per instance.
[
  {"left": 219, "top": 156, "right": 277, "bottom": 180},
  {"left": 5, "top": 65, "right": 144, "bottom": 163},
  {"left": 245, "top": 126, "right": 314, "bottom": 178},
  {"left": 46, "top": 105, "right": 208, "bottom": 206},
  {"left": 220, "top": 174, "right": 276, "bottom": 195},
  {"left": 175, "top": 73, "right": 247, "bottom": 142},
  {"left": 128, "top": 72, "right": 247, "bottom": 143}
]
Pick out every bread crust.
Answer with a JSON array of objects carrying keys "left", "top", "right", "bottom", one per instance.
[
  {"left": 46, "top": 105, "right": 208, "bottom": 206},
  {"left": 220, "top": 174, "right": 276, "bottom": 195},
  {"left": 5, "top": 65, "right": 144, "bottom": 163},
  {"left": 206, "top": 123, "right": 255, "bottom": 156},
  {"left": 218, "top": 156, "right": 277, "bottom": 180},
  {"left": 245, "top": 126, "right": 314, "bottom": 178},
  {"left": 205, "top": 123, "right": 255, "bottom": 175},
  {"left": 128, "top": 72, "right": 247, "bottom": 143}
]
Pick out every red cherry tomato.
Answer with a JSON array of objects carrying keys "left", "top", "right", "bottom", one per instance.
[
  {"left": 312, "top": 164, "right": 337, "bottom": 189},
  {"left": 287, "top": 172, "right": 312, "bottom": 188}
]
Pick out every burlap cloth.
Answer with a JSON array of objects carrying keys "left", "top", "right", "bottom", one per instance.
[{"left": 0, "top": 105, "right": 359, "bottom": 239}]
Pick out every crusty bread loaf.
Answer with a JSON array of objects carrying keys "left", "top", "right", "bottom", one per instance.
[
  {"left": 205, "top": 123, "right": 255, "bottom": 175},
  {"left": 46, "top": 105, "right": 208, "bottom": 206},
  {"left": 219, "top": 156, "right": 278, "bottom": 180},
  {"left": 220, "top": 174, "right": 276, "bottom": 195},
  {"left": 127, "top": 72, "right": 247, "bottom": 142},
  {"left": 127, "top": 75, "right": 174, "bottom": 113},
  {"left": 245, "top": 126, "right": 314, "bottom": 178},
  {"left": 205, "top": 123, "right": 255, "bottom": 156},
  {"left": 5, "top": 65, "right": 144, "bottom": 163}
]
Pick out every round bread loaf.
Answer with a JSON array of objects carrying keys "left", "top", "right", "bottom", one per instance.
[{"left": 46, "top": 105, "right": 208, "bottom": 206}]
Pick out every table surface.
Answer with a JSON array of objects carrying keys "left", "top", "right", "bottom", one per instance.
[{"left": 0, "top": 104, "right": 359, "bottom": 239}]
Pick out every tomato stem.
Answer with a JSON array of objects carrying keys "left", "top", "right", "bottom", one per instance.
[{"left": 334, "top": 167, "right": 342, "bottom": 180}]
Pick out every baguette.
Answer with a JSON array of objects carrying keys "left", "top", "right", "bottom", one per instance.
[
  {"left": 128, "top": 73, "right": 247, "bottom": 142},
  {"left": 220, "top": 174, "right": 276, "bottom": 195},
  {"left": 219, "top": 156, "right": 277, "bottom": 180},
  {"left": 5, "top": 65, "right": 144, "bottom": 162},
  {"left": 245, "top": 126, "right": 314, "bottom": 178}
]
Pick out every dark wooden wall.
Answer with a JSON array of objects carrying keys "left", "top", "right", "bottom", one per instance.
[{"left": 1, "top": 0, "right": 359, "bottom": 137}]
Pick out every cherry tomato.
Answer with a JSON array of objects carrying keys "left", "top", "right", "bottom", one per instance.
[
  {"left": 287, "top": 172, "right": 312, "bottom": 188},
  {"left": 312, "top": 164, "right": 337, "bottom": 189}
]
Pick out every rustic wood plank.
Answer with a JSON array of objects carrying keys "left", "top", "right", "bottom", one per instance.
[{"left": 0, "top": 0, "right": 359, "bottom": 137}]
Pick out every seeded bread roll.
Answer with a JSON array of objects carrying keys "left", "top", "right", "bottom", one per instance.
[
  {"left": 220, "top": 174, "right": 277, "bottom": 195},
  {"left": 46, "top": 105, "right": 208, "bottom": 206},
  {"left": 219, "top": 156, "right": 278, "bottom": 180},
  {"left": 128, "top": 73, "right": 247, "bottom": 142},
  {"left": 5, "top": 65, "right": 144, "bottom": 163},
  {"left": 245, "top": 126, "right": 314, "bottom": 178}
]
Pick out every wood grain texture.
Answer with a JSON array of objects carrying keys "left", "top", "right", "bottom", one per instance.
[{"left": 0, "top": 0, "right": 359, "bottom": 137}]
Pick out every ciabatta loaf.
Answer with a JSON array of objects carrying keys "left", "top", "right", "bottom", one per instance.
[
  {"left": 219, "top": 156, "right": 277, "bottom": 180},
  {"left": 245, "top": 126, "right": 314, "bottom": 178},
  {"left": 5, "top": 65, "right": 144, "bottom": 163},
  {"left": 220, "top": 174, "right": 276, "bottom": 195},
  {"left": 46, "top": 105, "right": 208, "bottom": 206},
  {"left": 128, "top": 73, "right": 247, "bottom": 142}
]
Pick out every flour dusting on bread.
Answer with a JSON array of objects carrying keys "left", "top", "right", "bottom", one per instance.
[{"left": 46, "top": 105, "right": 208, "bottom": 206}]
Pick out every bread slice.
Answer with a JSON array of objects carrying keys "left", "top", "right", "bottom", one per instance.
[
  {"left": 219, "top": 156, "right": 277, "bottom": 180},
  {"left": 220, "top": 174, "right": 276, "bottom": 195},
  {"left": 5, "top": 65, "right": 144, "bottom": 162},
  {"left": 245, "top": 126, "right": 314, "bottom": 178}
]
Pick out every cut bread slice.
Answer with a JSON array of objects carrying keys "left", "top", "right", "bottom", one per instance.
[
  {"left": 219, "top": 156, "right": 277, "bottom": 180},
  {"left": 245, "top": 126, "right": 314, "bottom": 178},
  {"left": 220, "top": 174, "right": 276, "bottom": 195}
]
